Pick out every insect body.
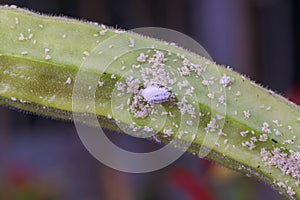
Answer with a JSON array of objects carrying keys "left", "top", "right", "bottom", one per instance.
[{"left": 140, "top": 86, "right": 171, "bottom": 104}]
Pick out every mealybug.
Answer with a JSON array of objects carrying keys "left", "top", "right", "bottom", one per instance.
[{"left": 140, "top": 86, "right": 171, "bottom": 104}]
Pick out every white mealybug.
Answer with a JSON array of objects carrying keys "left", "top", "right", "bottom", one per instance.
[{"left": 140, "top": 86, "right": 171, "bottom": 104}]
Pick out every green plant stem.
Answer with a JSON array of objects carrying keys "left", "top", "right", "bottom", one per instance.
[{"left": 0, "top": 6, "right": 300, "bottom": 199}]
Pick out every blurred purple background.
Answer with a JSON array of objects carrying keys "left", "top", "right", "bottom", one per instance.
[{"left": 0, "top": 0, "right": 297, "bottom": 199}]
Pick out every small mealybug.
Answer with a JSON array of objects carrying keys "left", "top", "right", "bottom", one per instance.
[{"left": 140, "top": 86, "right": 171, "bottom": 104}]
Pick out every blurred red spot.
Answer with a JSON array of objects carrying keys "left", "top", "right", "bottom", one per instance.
[
  {"left": 169, "top": 167, "right": 215, "bottom": 200},
  {"left": 287, "top": 84, "right": 300, "bottom": 105}
]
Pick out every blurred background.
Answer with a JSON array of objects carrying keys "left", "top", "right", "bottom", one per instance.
[{"left": 0, "top": 0, "right": 297, "bottom": 199}]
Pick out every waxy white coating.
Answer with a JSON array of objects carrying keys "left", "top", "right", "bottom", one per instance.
[{"left": 140, "top": 86, "right": 171, "bottom": 104}]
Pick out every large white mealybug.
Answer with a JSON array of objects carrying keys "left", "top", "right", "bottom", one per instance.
[{"left": 140, "top": 86, "right": 171, "bottom": 104}]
